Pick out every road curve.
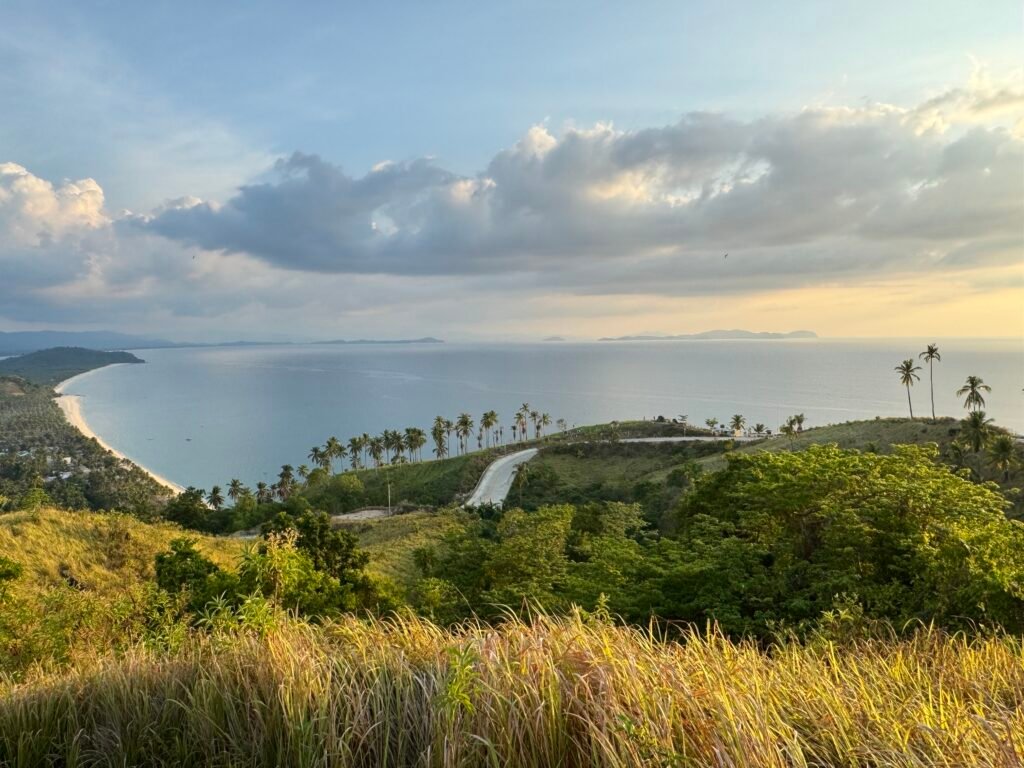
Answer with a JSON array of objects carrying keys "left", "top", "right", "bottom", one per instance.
[{"left": 465, "top": 448, "right": 538, "bottom": 507}]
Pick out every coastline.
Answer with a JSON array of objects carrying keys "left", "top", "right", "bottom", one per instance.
[{"left": 55, "top": 368, "right": 185, "bottom": 495}]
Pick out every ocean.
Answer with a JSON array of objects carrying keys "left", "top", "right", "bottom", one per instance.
[{"left": 59, "top": 339, "right": 1024, "bottom": 491}]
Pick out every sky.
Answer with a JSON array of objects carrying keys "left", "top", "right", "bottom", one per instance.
[{"left": 1, "top": 1, "right": 1022, "bottom": 342}]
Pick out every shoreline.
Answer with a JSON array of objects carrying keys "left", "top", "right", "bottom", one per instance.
[{"left": 55, "top": 368, "right": 185, "bottom": 495}]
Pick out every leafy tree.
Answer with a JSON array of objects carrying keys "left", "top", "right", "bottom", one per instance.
[
  {"left": 988, "top": 434, "right": 1018, "bottom": 482},
  {"left": 162, "top": 488, "right": 209, "bottom": 530}
]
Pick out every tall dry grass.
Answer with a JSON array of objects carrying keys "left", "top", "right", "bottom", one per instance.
[{"left": 0, "top": 612, "right": 1021, "bottom": 767}]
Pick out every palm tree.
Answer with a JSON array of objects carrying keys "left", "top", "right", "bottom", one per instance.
[
  {"left": 325, "top": 436, "right": 346, "bottom": 472},
  {"left": 405, "top": 427, "right": 426, "bottom": 462},
  {"left": 431, "top": 423, "right": 447, "bottom": 458},
  {"left": 956, "top": 375, "right": 991, "bottom": 412},
  {"left": 919, "top": 344, "right": 941, "bottom": 421},
  {"left": 297, "top": 464, "right": 311, "bottom": 480},
  {"left": 207, "top": 485, "right": 224, "bottom": 510},
  {"left": 730, "top": 414, "right": 746, "bottom": 434},
  {"left": 539, "top": 412, "right": 551, "bottom": 438},
  {"left": 678, "top": 415, "right": 688, "bottom": 436},
  {"left": 705, "top": 417, "right": 718, "bottom": 432},
  {"left": 753, "top": 423, "right": 765, "bottom": 436},
  {"left": 987, "top": 434, "right": 1017, "bottom": 482},
  {"left": 444, "top": 419, "right": 454, "bottom": 456},
  {"left": 455, "top": 413, "right": 474, "bottom": 454},
  {"left": 481, "top": 411, "right": 498, "bottom": 448},
  {"left": 960, "top": 410, "right": 993, "bottom": 453},
  {"left": 255, "top": 481, "right": 272, "bottom": 504},
  {"left": 895, "top": 359, "right": 921, "bottom": 419},
  {"left": 529, "top": 410, "right": 541, "bottom": 439},
  {"left": 367, "top": 436, "right": 385, "bottom": 468},
  {"left": 793, "top": 413, "right": 806, "bottom": 433},
  {"left": 556, "top": 418, "right": 567, "bottom": 433},
  {"left": 308, "top": 446, "right": 326, "bottom": 470},
  {"left": 227, "top": 478, "right": 244, "bottom": 502},
  {"left": 511, "top": 423, "right": 518, "bottom": 442},
  {"left": 348, "top": 437, "right": 363, "bottom": 470}
]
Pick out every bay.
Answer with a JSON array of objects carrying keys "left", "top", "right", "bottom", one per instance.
[{"left": 60, "top": 339, "right": 1024, "bottom": 491}]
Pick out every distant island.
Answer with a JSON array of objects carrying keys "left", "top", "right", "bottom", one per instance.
[
  {"left": 314, "top": 337, "right": 444, "bottom": 345},
  {"left": 0, "top": 346, "right": 144, "bottom": 386},
  {"left": 0, "top": 330, "right": 171, "bottom": 355},
  {"left": 543, "top": 336, "right": 566, "bottom": 342},
  {"left": 599, "top": 329, "right": 818, "bottom": 341}
]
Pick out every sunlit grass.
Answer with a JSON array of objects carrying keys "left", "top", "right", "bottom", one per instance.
[{"left": 2, "top": 612, "right": 1021, "bottom": 767}]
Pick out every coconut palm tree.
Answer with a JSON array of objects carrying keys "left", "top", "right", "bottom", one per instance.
[
  {"left": 481, "top": 411, "right": 498, "bottom": 448},
  {"left": 956, "top": 375, "right": 991, "bottom": 412},
  {"left": 753, "top": 423, "right": 765, "bottom": 436},
  {"left": 431, "top": 423, "right": 447, "bottom": 459},
  {"left": 297, "top": 464, "right": 311, "bottom": 481},
  {"left": 347, "top": 437, "right": 363, "bottom": 470},
  {"left": 206, "top": 485, "right": 224, "bottom": 510},
  {"left": 227, "top": 478, "right": 244, "bottom": 502},
  {"left": 919, "top": 344, "right": 941, "bottom": 421},
  {"left": 405, "top": 427, "right": 426, "bottom": 462},
  {"left": 705, "top": 417, "right": 718, "bottom": 432},
  {"left": 794, "top": 413, "right": 806, "bottom": 432},
  {"left": 960, "top": 410, "right": 993, "bottom": 453},
  {"left": 678, "top": 415, "right": 688, "bottom": 436},
  {"left": 367, "top": 436, "right": 385, "bottom": 468},
  {"left": 529, "top": 410, "right": 541, "bottom": 439},
  {"left": 730, "top": 414, "right": 746, "bottom": 434},
  {"left": 324, "top": 436, "right": 345, "bottom": 472},
  {"left": 539, "top": 412, "right": 551, "bottom": 438},
  {"left": 255, "top": 482, "right": 272, "bottom": 504},
  {"left": 308, "top": 446, "right": 326, "bottom": 470},
  {"left": 988, "top": 434, "right": 1017, "bottom": 482},
  {"left": 895, "top": 359, "right": 921, "bottom": 419},
  {"left": 455, "top": 413, "right": 474, "bottom": 454}
]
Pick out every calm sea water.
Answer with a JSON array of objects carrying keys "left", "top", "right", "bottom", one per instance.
[{"left": 62, "top": 339, "right": 1023, "bottom": 490}]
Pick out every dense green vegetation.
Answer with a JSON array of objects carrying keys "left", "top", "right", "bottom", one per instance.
[
  {"left": 0, "top": 346, "right": 142, "bottom": 385},
  {"left": 0, "top": 374, "right": 170, "bottom": 515}
]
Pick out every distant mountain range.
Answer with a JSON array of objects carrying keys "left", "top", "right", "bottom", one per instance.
[
  {"left": 599, "top": 330, "right": 818, "bottom": 341},
  {"left": 313, "top": 337, "right": 444, "bottom": 345},
  {"left": 0, "top": 331, "right": 446, "bottom": 355}
]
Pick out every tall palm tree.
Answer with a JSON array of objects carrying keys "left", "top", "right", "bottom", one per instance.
[
  {"left": 481, "top": 411, "right": 498, "bottom": 448},
  {"left": 753, "top": 423, "right": 765, "bottom": 436},
  {"left": 794, "top": 413, "right": 806, "bottom": 433},
  {"left": 255, "top": 482, "right": 272, "bottom": 504},
  {"left": 206, "top": 485, "right": 224, "bottom": 510},
  {"left": 455, "top": 413, "right": 474, "bottom": 454},
  {"left": 297, "top": 464, "right": 311, "bottom": 481},
  {"left": 956, "top": 375, "right": 991, "bottom": 412},
  {"left": 405, "top": 427, "right": 426, "bottom": 462},
  {"left": 919, "top": 344, "right": 941, "bottom": 421},
  {"left": 678, "top": 415, "right": 688, "bottom": 436},
  {"left": 730, "top": 414, "right": 746, "bottom": 434},
  {"left": 895, "top": 359, "right": 921, "bottom": 419},
  {"left": 988, "top": 434, "right": 1017, "bottom": 482},
  {"left": 705, "top": 417, "right": 718, "bottom": 432},
  {"left": 324, "top": 436, "right": 345, "bottom": 473},
  {"left": 348, "top": 437, "right": 363, "bottom": 470},
  {"left": 367, "top": 436, "right": 385, "bottom": 468},
  {"left": 443, "top": 419, "right": 454, "bottom": 456},
  {"left": 539, "top": 412, "right": 551, "bottom": 438},
  {"left": 960, "top": 410, "right": 993, "bottom": 453},
  {"left": 227, "top": 478, "right": 244, "bottom": 503},
  {"left": 308, "top": 446, "right": 326, "bottom": 470},
  {"left": 431, "top": 423, "right": 447, "bottom": 459}
]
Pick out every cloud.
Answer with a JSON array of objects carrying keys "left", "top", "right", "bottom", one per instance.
[
  {"left": 141, "top": 76, "right": 1023, "bottom": 298},
  {"left": 1, "top": 70, "right": 1021, "bottom": 339}
]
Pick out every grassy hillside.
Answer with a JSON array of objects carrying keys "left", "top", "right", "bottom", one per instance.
[
  {"left": 0, "top": 614, "right": 1020, "bottom": 767},
  {"left": 0, "top": 346, "right": 143, "bottom": 386},
  {"left": 0, "top": 507, "right": 240, "bottom": 596},
  {"left": 344, "top": 508, "right": 467, "bottom": 591}
]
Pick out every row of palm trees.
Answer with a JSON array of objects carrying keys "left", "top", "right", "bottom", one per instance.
[
  {"left": 895, "top": 343, "right": 994, "bottom": 420},
  {"left": 211, "top": 404, "right": 564, "bottom": 507}
]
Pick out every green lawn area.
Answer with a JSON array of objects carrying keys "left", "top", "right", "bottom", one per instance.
[{"left": 352, "top": 451, "right": 498, "bottom": 508}]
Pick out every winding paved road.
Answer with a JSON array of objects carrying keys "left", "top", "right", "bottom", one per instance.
[
  {"left": 465, "top": 448, "right": 538, "bottom": 507},
  {"left": 464, "top": 435, "right": 762, "bottom": 508}
]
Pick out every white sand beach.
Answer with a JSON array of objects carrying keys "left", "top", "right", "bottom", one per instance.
[{"left": 55, "top": 373, "right": 184, "bottom": 495}]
